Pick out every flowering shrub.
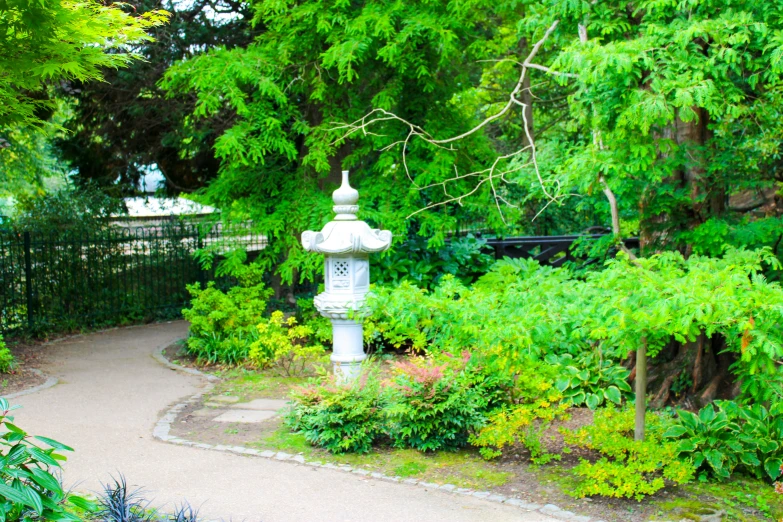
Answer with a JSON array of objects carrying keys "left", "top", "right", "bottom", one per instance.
[
  {"left": 385, "top": 353, "right": 496, "bottom": 452},
  {"left": 249, "top": 311, "right": 325, "bottom": 376},
  {"left": 285, "top": 370, "right": 386, "bottom": 454}
]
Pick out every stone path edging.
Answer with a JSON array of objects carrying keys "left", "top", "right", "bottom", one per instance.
[
  {"left": 4, "top": 369, "right": 58, "bottom": 400},
  {"left": 152, "top": 344, "right": 603, "bottom": 522}
]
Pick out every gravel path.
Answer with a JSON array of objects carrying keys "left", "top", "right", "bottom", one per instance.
[{"left": 11, "top": 322, "right": 558, "bottom": 522}]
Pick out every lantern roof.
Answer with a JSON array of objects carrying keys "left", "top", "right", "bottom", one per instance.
[{"left": 302, "top": 171, "right": 392, "bottom": 255}]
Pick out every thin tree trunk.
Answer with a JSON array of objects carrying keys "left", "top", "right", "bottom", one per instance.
[{"left": 635, "top": 339, "right": 647, "bottom": 441}]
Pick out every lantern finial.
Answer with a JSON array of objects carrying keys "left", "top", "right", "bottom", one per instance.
[{"left": 333, "top": 170, "right": 359, "bottom": 220}]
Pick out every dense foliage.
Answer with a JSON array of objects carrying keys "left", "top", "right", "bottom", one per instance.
[
  {"left": 57, "top": 0, "right": 256, "bottom": 195},
  {"left": 563, "top": 407, "right": 695, "bottom": 500},
  {"left": 366, "top": 251, "right": 783, "bottom": 405},
  {"left": 0, "top": 1, "right": 168, "bottom": 196}
]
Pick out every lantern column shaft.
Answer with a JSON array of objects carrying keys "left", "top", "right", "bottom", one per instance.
[{"left": 330, "top": 318, "right": 365, "bottom": 380}]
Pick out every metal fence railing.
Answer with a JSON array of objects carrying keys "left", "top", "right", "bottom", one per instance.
[{"left": 0, "top": 222, "right": 266, "bottom": 335}]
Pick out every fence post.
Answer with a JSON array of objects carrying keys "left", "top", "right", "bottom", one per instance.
[{"left": 23, "top": 231, "right": 33, "bottom": 331}]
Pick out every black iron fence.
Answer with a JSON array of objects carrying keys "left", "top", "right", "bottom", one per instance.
[
  {"left": 486, "top": 234, "right": 641, "bottom": 267},
  {"left": 0, "top": 222, "right": 266, "bottom": 335}
]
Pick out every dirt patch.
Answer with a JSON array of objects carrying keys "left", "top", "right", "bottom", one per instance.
[
  {"left": 0, "top": 339, "right": 52, "bottom": 396},
  {"left": 169, "top": 398, "right": 284, "bottom": 448}
]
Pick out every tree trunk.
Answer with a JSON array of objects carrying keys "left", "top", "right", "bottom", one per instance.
[{"left": 635, "top": 340, "right": 647, "bottom": 441}]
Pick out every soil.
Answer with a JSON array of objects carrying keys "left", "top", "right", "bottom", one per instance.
[
  {"left": 0, "top": 339, "right": 51, "bottom": 396},
  {"left": 160, "top": 344, "right": 774, "bottom": 522}
]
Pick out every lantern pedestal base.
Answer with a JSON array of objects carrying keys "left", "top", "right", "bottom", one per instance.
[{"left": 330, "top": 318, "right": 365, "bottom": 381}]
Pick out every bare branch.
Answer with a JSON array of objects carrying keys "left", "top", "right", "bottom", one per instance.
[{"left": 328, "top": 20, "right": 572, "bottom": 224}]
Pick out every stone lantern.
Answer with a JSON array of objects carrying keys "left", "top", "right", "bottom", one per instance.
[{"left": 302, "top": 171, "right": 392, "bottom": 380}]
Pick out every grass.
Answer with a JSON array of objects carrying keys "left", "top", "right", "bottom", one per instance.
[
  {"left": 257, "top": 425, "right": 512, "bottom": 490},
  {"left": 205, "top": 367, "right": 309, "bottom": 402}
]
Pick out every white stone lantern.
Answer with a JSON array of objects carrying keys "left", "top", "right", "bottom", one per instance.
[{"left": 302, "top": 171, "right": 392, "bottom": 380}]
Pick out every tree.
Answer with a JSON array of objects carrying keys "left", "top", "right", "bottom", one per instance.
[
  {"left": 0, "top": 0, "right": 168, "bottom": 130},
  {"left": 0, "top": 0, "right": 168, "bottom": 193},
  {"left": 161, "top": 0, "right": 594, "bottom": 289},
  {"left": 58, "top": 0, "right": 255, "bottom": 195}
]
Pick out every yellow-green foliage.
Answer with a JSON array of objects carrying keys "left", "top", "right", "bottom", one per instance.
[
  {"left": 0, "top": 335, "right": 14, "bottom": 374},
  {"left": 250, "top": 311, "right": 325, "bottom": 376},
  {"left": 470, "top": 390, "right": 568, "bottom": 464},
  {"left": 469, "top": 362, "right": 568, "bottom": 463},
  {"left": 563, "top": 407, "right": 695, "bottom": 500}
]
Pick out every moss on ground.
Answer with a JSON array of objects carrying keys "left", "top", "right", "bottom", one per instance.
[
  {"left": 257, "top": 425, "right": 512, "bottom": 489},
  {"left": 205, "top": 367, "right": 308, "bottom": 401}
]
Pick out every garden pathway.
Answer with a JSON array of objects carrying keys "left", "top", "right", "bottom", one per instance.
[{"left": 12, "top": 322, "right": 559, "bottom": 522}]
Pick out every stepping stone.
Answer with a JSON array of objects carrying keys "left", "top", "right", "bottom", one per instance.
[
  {"left": 190, "top": 408, "right": 218, "bottom": 418},
  {"left": 209, "top": 395, "right": 240, "bottom": 403},
  {"left": 230, "top": 399, "right": 288, "bottom": 411},
  {"left": 213, "top": 409, "right": 278, "bottom": 423}
]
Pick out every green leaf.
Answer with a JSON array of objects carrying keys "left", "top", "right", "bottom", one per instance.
[
  {"left": 585, "top": 393, "right": 601, "bottom": 410},
  {"left": 29, "top": 468, "right": 63, "bottom": 494},
  {"left": 33, "top": 437, "right": 73, "bottom": 452},
  {"left": 0, "top": 483, "right": 34, "bottom": 508},
  {"left": 24, "top": 488, "right": 43, "bottom": 515},
  {"left": 604, "top": 386, "right": 622, "bottom": 404},
  {"left": 663, "top": 426, "right": 687, "bottom": 438},
  {"left": 25, "top": 447, "right": 61, "bottom": 468},
  {"left": 67, "top": 495, "right": 97, "bottom": 512},
  {"left": 678, "top": 439, "right": 697, "bottom": 453},
  {"left": 764, "top": 458, "right": 782, "bottom": 481}
]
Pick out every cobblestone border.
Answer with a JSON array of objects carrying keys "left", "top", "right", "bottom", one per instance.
[
  {"left": 152, "top": 344, "right": 603, "bottom": 522},
  {"left": 4, "top": 369, "right": 58, "bottom": 400}
]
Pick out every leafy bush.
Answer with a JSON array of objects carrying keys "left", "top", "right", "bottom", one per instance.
[
  {"left": 469, "top": 360, "right": 568, "bottom": 463},
  {"left": 249, "top": 311, "right": 325, "bottom": 376},
  {"left": 0, "top": 398, "right": 94, "bottom": 521},
  {"left": 0, "top": 336, "right": 15, "bottom": 374},
  {"left": 182, "top": 264, "right": 271, "bottom": 365},
  {"left": 296, "top": 297, "right": 331, "bottom": 344},
  {"left": 374, "top": 234, "right": 494, "bottom": 290},
  {"left": 665, "top": 401, "right": 783, "bottom": 483},
  {"left": 285, "top": 370, "right": 386, "bottom": 454},
  {"left": 384, "top": 354, "right": 494, "bottom": 452},
  {"left": 563, "top": 407, "right": 695, "bottom": 500},
  {"left": 366, "top": 249, "right": 783, "bottom": 405},
  {"left": 548, "top": 353, "right": 632, "bottom": 409}
]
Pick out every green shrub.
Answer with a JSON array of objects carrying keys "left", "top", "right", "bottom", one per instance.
[
  {"left": 0, "top": 336, "right": 15, "bottom": 374},
  {"left": 665, "top": 401, "right": 783, "bottom": 483},
  {"left": 285, "top": 370, "right": 386, "bottom": 454},
  {"left": 374, "top": 234, "right": 494, "bottom": 290},
  {"left": 469, "top": 360, "right": 569, "bottom": 463},
  {"left": 182, "top": 264, "right": 271, "bottom": 365},
  {"left": 185, "top": 329, "right": 258, "bottom": 366},
  {"left": 0, "top": 398, "right": 95, "bottom": 520},
  {"left": 384, "top": 354, "right": 494, "bottom": 452},
  {"left": 249, "top": 311, "right": 326, "bottom": 376},
  {"left": 563, "top": 406, "right": 695, "bottom": 500},
  {"left": 365, "top": 250, "right": 783, "bottom": 405}
]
